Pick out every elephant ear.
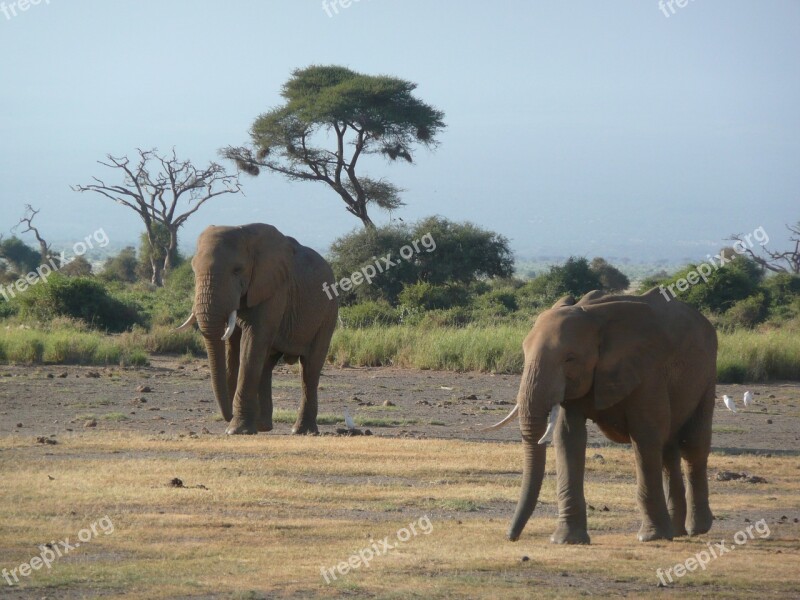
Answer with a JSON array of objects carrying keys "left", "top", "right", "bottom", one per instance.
[
  {"left": 245, "top": 224, "right": 295, "bottom": 308},
  {"left": 588, "top": 301, "right": 664, "bottom": 411}
]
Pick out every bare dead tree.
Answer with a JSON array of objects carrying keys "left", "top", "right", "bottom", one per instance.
[
  {"left": 73, "top": 148, "right": 242, "bottom": 286},
  {"left": 729, "top": 221, "right": 800, "bottom": 274},
  {"left": 13, "top": 205, "right": 53, "bottom": 264}
]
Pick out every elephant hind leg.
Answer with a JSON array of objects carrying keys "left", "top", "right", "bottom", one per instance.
[
  {"left": 293, "top": 347, "right": 327, "bottom": 435},
  {"left": 663, "top": 442, "right": 687, "bottom": 536},
  {"left": 680, "top": 388, "right": 715, "bottom": 535}
]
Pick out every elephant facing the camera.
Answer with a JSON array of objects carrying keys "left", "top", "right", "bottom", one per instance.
[
  {"left": 486, "top": 289, "right": 717, "bottom": 543},
  {"left": 178, "top": 223, "right": 338, "bottom": 435}
]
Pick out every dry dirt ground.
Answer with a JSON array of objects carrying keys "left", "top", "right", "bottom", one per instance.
[
  {"left": 1, "top": 358, "right": 799, "bottom": 598},
  {"left": 2, "top": 356, "right": 799, "bottom": 450}
]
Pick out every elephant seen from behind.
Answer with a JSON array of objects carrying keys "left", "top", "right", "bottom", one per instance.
[
  {"left": 486, "top": 289, "right": 717, "bottom": 543},
  {"left": 178, "top": 223, "right": 338, "bottom": 435}
]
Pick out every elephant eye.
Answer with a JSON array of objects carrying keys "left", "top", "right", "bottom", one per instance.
[
  {"left": 565, "top": 354, "right": 576, "bottom": 363},
  {"left": 232, "top": 266, "right": 244, "bottom": 275}
]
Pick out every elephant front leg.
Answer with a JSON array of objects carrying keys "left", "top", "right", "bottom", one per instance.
[
  {"left": 226, "top": 325, "right": 272, "bottom": 435},
  {"left": 551, "top": 405, "right": 590, "bottom": 545},
  {"left": 663, "top": 442, "right": 687, "bottom": 537},
  {"left": 631, "top": 435, "right": 674, "bottom": 541}
]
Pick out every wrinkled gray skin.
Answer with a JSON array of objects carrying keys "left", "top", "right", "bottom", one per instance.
[
  {"left": 186, "top": 223, "right": 337, "bottom": 435},
  {"left": 502, "top": 289, "right": 717, "bottom": 543}
]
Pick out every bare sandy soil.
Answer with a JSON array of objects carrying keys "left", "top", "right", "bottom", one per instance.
[
  {"left": 1, "top": 357, "right": 798, "bottom": 453},
  {"left": 0, "top": 358, "right": 799, "bottom": 599}
]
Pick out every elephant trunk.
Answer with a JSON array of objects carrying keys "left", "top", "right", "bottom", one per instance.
[
  {"left": 507, "top": 359, "right": 557, "bottom": 541},
  {"left": 507, "top": 414, "right": 548, "bottom": 541},
  {"left": 204, "top": 331, "right": 233, "bottom": 422},
  {"left": 194, "top": 280, "right": 235, "bottom": 422}
]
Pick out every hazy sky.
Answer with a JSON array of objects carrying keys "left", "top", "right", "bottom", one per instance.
[{"left": 1, "top": 0, "right": 798, "bottom": 263}]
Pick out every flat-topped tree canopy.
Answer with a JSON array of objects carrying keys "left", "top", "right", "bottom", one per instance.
[{"left": 222, "top": 65, "right": 445, "bottom": 228}]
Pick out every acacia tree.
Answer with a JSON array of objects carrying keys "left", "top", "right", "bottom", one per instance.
[
  {"left": 222, "top": 65, "right": 445, "bottom": 228},
  {"left": 74, "top": 148, "right": 241, "bottom": 286},
  {"left": 730, "top": 221, "right": 800, "bottom": 274}
]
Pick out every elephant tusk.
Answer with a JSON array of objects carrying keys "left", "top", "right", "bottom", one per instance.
[
  {"left": 175, "top": 313, "right": 196, "bottom": 331},
  {"left": 480, "top": 404, "right": 519, "bottom": 431},
  {"left": 221, "top": 310, "right": 237, "bottom": 341},
  {"left": 537, "top": 404, "right": 560, "bottom": 445}
]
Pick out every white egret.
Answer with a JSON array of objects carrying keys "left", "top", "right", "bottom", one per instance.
[
  {"left": 344, "top": 407, "right": 356, "bottom": 430},
  {"left": 743, "top": 391, "right": 753, "bottom": 407},
  {"left": 723, "top": 395, "right": 737, "bottom": 413}
]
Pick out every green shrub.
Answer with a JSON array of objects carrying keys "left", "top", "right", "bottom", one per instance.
[
  {"left": 473, "top": 288, "right": 519, "bottom": 315},
  {"left": 338, "top": 300, "right": 401, "bottom": 328},
  {"left": 719, "top": 294, "right": 768, "bottom": 330},
  {"left": 15, "top": 274, "right": 141, "bottom": 332},
  {"left": 328, "top": 217, "right": 513, "bottom": 304},
  {"left": 100, "top": 247, "right": 138, "bottom": 283},
  {"left": 590, "top": 257, "right": 630, "bottom": 292},
  {"left": 398, "top": 282, "right": 470, "bottom": 311},
  {"left": 60, "top": 256, "right": 93, "bottom": 277}
]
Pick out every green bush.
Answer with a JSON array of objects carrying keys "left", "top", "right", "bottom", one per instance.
[
  {"left": 590, "top": 257, "right": 630, "bottom": 292},
  {"left": 473, "top": 288, "right": 519, "bottom": 314},
  {"left": 100, "top": 247, "right": 138, "bottom": 283},
  {"left": 0, "top": 237, "right": 41, "bottom": 275},
  {"left": 328, "top": 217, "right": 513, "bottom": 305},
  {"left": 719, "top": 294, "right": 768, "bottom": 330},
  {"left": 398, "top": 282, "right": 471, "bottom": 311},
  {"left": 15, "top": 274, "right": 141, "bottom": 332},
  {"left": 520, "top": 257, "right": 603, "bottom": 305},
  {"left": 112, "top": 261, "right": 195, "bottom": 328},
  {"left": 338, "top": 300, "right": 401, "bottom": 328},
  {"left": 60, "top": 256, "right": 93, "bottom": 277}
]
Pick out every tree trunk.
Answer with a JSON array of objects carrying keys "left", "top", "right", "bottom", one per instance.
[
  {"left": 150, "top": 258, "right": 163, "bottom": 287},
  {"left": 162, "top": 227, "right": 179, "bottom": 280}
]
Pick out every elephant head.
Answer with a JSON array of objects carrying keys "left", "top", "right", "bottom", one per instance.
[
  {"left": 488, "top": 294, "right": 664, "bottom": 541},
  {"left": 177, "top": 224, "right": 294, "bottom": 422}
]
